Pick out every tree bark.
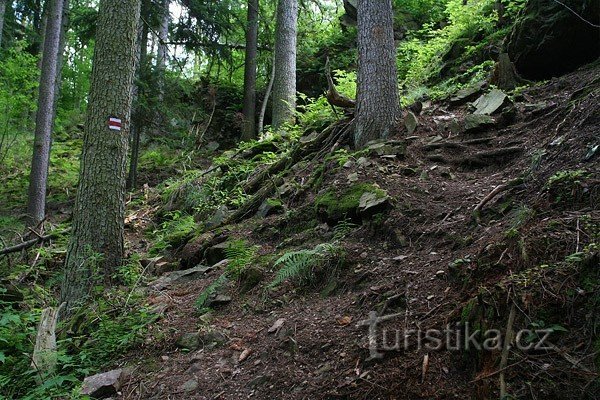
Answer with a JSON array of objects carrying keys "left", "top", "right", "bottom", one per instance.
[
  {"left": 156, "top": 0, "right": 169, "bottom": 103},
  {"left": 26, "top": 0, "right": 65, "bottom": 225},
  {"left": 241, "top": 0, "right": 259, "bottom": 141},
  {"left": 61, "top": 0, "right": 141, "bottom": 316},
  {"left": 127, "top": 0, "right": 149, "bottom": 190},
  {"left": 258, "top": 55, "right": 275, "bottom": 134},
  {"left": 0, "top": 0, "right": 8, "bottom": 48},
  {"left": 271, "top": 0, "right": 298, "bottom": 129},
  {"left": 354, "top": 0, "right": 401, "bottom": 148}
]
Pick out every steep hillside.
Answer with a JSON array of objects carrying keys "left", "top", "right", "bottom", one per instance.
[{"left": 112, "top": 62, "right": 599, "bottom": 399}]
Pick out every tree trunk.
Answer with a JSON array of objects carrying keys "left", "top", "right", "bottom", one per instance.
[
  {"left": 241, "top": 0, "right": 259, "bottom": 141},
  {"left": 271, "top": 0, "right": 297, "bottom": 129},
  {"left": 354, "top": 0, "right": 401, "bottom": 148},
  {"left": 128, "top": 0, "right": 149, "bottom": 190},
  {"left": 0, "top": 0, "right": 8, "bottom": 48},
  {"left": 258, "top": 56, "right": 275, "bottom": 134},
  {"left": 156, "top": 0, "right": 169, "bottom": 98},
  {"left": 26, "top": 0, "right": 65, "bottom": 226},
  {"left": 61, "top": 0, "right": 141, "bottom": 316},
  {"left": 52, "top": 0, "right": 70, "bottom": 117}
]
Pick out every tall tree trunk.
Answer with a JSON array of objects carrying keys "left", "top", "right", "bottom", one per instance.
[
  {"left": 271, "top": 0, "right": 297, "bottom": 129},
  {"left": 26, "top": 0, "right": 64, "bottom": 226},
  {"left": 354, "top": 0, "right": 401, "bottom": 148},
  {"left": 0, "top": 0, "right": 8, "bottom": 48},
  {"left": 156, "top": 0, "right": 169, "bottom": 102},
  {"left": 258, "top": 55, "right": 275, "bottom": 134},
  {"left": 241, "top": 0, "right": 259, "bottom": 140},
  {"left": 61, "top": 0, "right": 141, "bottom": 316},
  {"left": 52, "top": 0, "right": 70, "bottom": 117},
  {"left": 128, "top": 0, "right": 149, "bottom": 190}
]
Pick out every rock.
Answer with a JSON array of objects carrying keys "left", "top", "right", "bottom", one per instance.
[
  {"left": 472, "top": 89, "right": 511, "bottom": 115},
  {"left": 507, "top": 0, "right": 599, "bottom": 80},
  {"left": 356, "top": 157, "right": 371, "bottom": 167},
  {"left": 449, "top": 81, "right": 486, "bottom": 105},
  {"left": 584, "top": 144, "right": 599, "bottom": 161},
  {"left": 358, "top": 191, "right": 391, "bottom": 215},
  {"left": 176, "top": 332, "right": 200, "bottom": 350},
  {"left": 205, "top": 242, "right": 230, "bottom": 266},
  {"left": 256, "top": 198, "right": 284, "bottom": 218},
  {"left": 179, "top": 378, "right": 199, "bottom": 393},
  {"left": 179, "top": 232, "right": 228, "bottom": 268},
  {"left": 404, "top": 111, "right": 418, "bottom": 135},
  {"left": 149, "top": 264, "right": 213, "bottom": 290},
  {"left": 462, "top": 114, "right": 496, "bottom": 134},
  {"left": 365, "top": 139, "right": 406, "bottom": 158},
  {"left": 200, "top": 330, "right": 228, "bottom": 348},
  {"left": 205, "top": 141, "right": 220, "bottom": 152},
  {"left": 347, "top": 172, "right": 359, "bottom": 183},
  {"left": 81, "top": 369, "right": 122, "bottom": 398},
  {"left": 205, "top": 205, "right": 230, "bottom": 229},
  {"left": 268, "top": 318, "right": 286, "bottom": 334},
  {"left": 206, "top": 294, "right": 232, "bottom": 307}
]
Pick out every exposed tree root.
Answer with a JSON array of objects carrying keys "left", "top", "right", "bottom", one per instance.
[{"left": 473, "top": 177, "right": 524, "bottom": 222}]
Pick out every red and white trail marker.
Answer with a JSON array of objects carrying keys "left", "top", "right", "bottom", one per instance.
[{"left": 108, "top": 117, "right": 122, "bottom": 131}]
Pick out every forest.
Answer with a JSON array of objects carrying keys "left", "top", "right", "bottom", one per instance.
[{"left": 0, "top": 0, "right": 598, "bottom": 398}]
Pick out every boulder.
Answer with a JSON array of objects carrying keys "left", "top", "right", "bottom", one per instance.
[
  {"left": 358, "top": 191, "right": 391, "bottom": 216},
  {"left": 507, "top": 0, "right": 599, "bottom": 80},
  {"left": 81, "top": 369, "right": 122, "bottom": 398},
  {"left": 404, "top": 111, "right": 418, "bottom": 135},
  {"left": 179, "top": 232, "right": 228, "bottom": 268},
  {"left": 462, "top": 114, "right": 496, "bottom": 134},
  {"left": 449, "top": 81, "right": 486, "bottom": 105},
  {"left": 205, "top": 242, "right": 230, "bottom": 266},
  {"left": 472, "top": 89, "right": 511, "bottom": 115},
  {"left": 149, "top": 265, "right": 213, "bottom": 290}
]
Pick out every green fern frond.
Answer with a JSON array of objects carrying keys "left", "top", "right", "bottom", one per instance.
[
  {"left": 195, "top": 273, "right": 228, "bottom": 311},
  {"left": 224, "top": 239, "right": 258, "bottom": 278},
  {"left": 269, "top": 242, "right": 340, "bottom": 289}
]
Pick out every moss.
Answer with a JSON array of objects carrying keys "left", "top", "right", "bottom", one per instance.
[
  {"left": 315, "top": 183, "right": 386, "bottom": 221},
  {"left": 266, "top": 198, "right": 283, "bottom": 207}
]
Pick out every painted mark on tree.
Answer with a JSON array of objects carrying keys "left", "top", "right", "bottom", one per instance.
[{"left": 108, "top": 117, "right": 122, "bottom": 131}]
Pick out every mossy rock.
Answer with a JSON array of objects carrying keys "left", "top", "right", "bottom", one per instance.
[{"left": 315, "top": 183, "right": 389, "bottom": 222}]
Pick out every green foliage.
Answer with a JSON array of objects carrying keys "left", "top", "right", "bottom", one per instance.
[
  {"left": 195, "top": 273, "right": 228, "bottom": 312},
  {"left": 269, "top": 242, "right": 342, "bottom": 289},
  {"left": 315, "top": 183, "right": 386, "bottom": 221},
  {"left": 225, "top": 239, "right": 258, "bottom": 279},
  {"left": 149, "top": 211, "right": 197, "bottom": 255},
  {"left": 397, "top": 0, "right": 498, "bottom": 90},
  {"left": 545, "top": 170, "right": 587, "bottom": 188}
]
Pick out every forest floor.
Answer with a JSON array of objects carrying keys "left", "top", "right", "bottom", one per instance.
[{"left": 89, "top": 63, "right": 600, "bottom": 399}]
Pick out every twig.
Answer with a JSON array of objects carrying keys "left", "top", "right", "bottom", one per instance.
[
  {"left": 499, "top": 303, "right": 516, "bottom": 399},
  {"left": 473, "top": 178, "right": 523, "bottom": 221},
  {"left": 0, "top": 229, "right": 69, "bottom": 256}
]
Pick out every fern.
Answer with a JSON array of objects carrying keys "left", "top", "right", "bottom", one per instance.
[
  {"left": 269, "top": 243, "right": 339, "bottom": 288},
  {"left": 224, "top": 239, "right": 258, "bottom": 278},
  {"left": 195, "top": 273, "right": 228, "bottom": 311}
]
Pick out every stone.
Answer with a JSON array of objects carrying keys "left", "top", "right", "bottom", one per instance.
[
  {"left": 179, "top": 231, "right": 228, "bottom": 269},
  {"left": 201, "top": 330, "right": 228, "bottom": 348},
  {"left": 205, "top": 242, "right": 230, "bottom": 266},
  {"left": 449, "top": 81, "right": 486, "bottom": 105},
  {"left": 205, "top": 205, "right": 230, "bottom": 229},
  {"left": 179, "top": 378, "right": 199, "bottom": 393},
  {"left": 507, "top": 0, "right": 599, "bottom": 80},
  {"left": 268, "top": 318, "right": 286, "bottom": 334},
  {"left": 81, "top": 369, "right": 122, "bottom": 398},
  {"left": 462, "top": 114, "right": 495, "bottom": 134},
  {"left": 347, "top": 172, "right": 359, "bottom": 183},
  {"left": 176, "top": 332, "right": 200, "bottom": 350},
  {"left": 205, "top": 141, "right": 220, "bottom": 152},
  {"left": 207, "top": 294, "right": 232, "bottom": 307},
  {"left": 256, "top": 198, "right": 284, "bottom": 218},
  {"left": 472, "top": 89, "right": 511, "bottom": 115},
  {"left": 149, "top": 265, "right": 213, "bottom": 290},
  {"left": 404, "top": 110, "right": 418, "bottom": 135},
  {"left": 358, "top": 191, "right": 391, "bottom": 215},
  {"left": 365, "top": 139, "right": 406, "bottom": 157}
]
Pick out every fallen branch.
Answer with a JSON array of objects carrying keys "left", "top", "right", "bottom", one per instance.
[
  {"left": 473, "top": 177, "right": 524, "bottom": 221},
  {"left": 0, "top": 229, "right": 69, "bottom": 256},
  {"left": 499, "top": 303, "right": 516, "bottom": 399}
]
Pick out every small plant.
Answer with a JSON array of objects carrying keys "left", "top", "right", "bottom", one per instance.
[
  {"left": 269, "top": 242, "right": 342, "bottom": 289},
  {"left": 224, "top": 239, "right": 258, "bottom": 279},
  {"left": 195, "top": 273, "right": 228, "bottom": 312}
]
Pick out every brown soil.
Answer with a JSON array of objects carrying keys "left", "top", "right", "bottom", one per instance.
[{"left": 117, "top": 62, "right": 599, "bottom": 400}]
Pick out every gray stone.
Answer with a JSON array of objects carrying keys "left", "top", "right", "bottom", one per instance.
[
  {"left": 472, "top": 89, "right": 511, "bottom": 115},
  {"left": 200, "top": 331, "right": 228, "bottom": 348},
  {"left": 207, "top": 294, "right": 232, "bottom": 307},
  {"left": 365, "top": 139, "right": 406, "bottom": 157},
  {"left": 256, "top": 198, "right": 284, "bottom": 218},
  {"left": 81, "top": 369, "right": 122, "bottom": 398},
  {"left": 179, "top": 378, "right": 199, "bottom": 392},
  {"left": 462, "top": 114, "right": 496, "bottom": 134},
  {"left": 358, "top": 191, "right": 391, "bottom": 215},
  {"left": 176, "top": 332, "right": 200, "bottom": 350},
  {"left": 449, "top": 81, "right": 486, "bottom": 105},
  {"left": 247, "top": 375, "right": 269, "bottom": 388},
  {"left": 149, "top": 265, "right": 213, "bottom": 290},
  {"left": 404, "top": 110, "right": 418, "bottom": 135},
  {"left": 205, "top": 205, "right": 230, "bottom": 229},
  {"left": 205, "top": 242, "right": 230, "bottom": 266},
  {"left": 205, "top": 141, "right": 220, "bottom": 152}
]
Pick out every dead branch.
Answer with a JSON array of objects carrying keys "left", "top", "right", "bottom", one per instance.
[
  {"left": 0, "top": 229, "right": 69, "bottom": 256},
  {"left": 325, "top": 57, "right": 355, "bottom": 109},
  {"left": 499, "top": 303, "right": 516, "bottom": 399},
  {"left": 473, "top": 177, "right": 524, "bottom": 220}
]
